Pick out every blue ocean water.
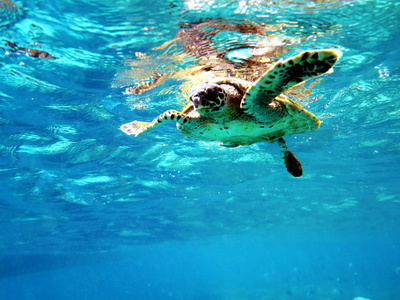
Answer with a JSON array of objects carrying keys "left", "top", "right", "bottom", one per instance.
[{"left": 1, "top": 0, "right": 400, "bottom": 299}]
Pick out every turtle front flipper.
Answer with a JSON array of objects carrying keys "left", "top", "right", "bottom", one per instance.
[
  {"left": 241, "top": 49, "right": 341, "bottom": 121},
  {"left": 277, "top": 138, "right": 303, "bottom": 177},
  {"left": 120, "top": 109, "right": 188, "bottom": 137}
]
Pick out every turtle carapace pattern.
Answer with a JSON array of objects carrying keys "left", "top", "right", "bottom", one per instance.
[{"left": 121, "top": 49, "right": 341, "bottom": 177}]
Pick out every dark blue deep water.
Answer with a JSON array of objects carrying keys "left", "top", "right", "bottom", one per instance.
[{"left": 1, "top": 0, "right": 400, "bottom": 299}]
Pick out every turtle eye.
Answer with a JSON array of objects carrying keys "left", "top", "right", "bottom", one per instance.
[{"left": 207, "top": 86, "right": 224, "bottom": 100}]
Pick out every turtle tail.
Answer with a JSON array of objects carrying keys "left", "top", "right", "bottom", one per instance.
[{"left": 277, "top": 138, "right": 303, "bottom": 177}]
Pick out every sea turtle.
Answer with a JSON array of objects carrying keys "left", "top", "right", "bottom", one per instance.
[{"left": 121, "top": 48, "right": 341, "bottom": 177}]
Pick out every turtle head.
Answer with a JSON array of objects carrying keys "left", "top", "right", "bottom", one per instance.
[{"left": 190, "top": 83, "right": 227, "bottom": 117}]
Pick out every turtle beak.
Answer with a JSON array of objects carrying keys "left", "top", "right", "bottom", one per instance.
[
  {"left": 191, "top": 94, "right": 202, "bottom": 108},
  {"left": 191, "top": 93, "right": 209, "bottom": 113},
  {"left": 191, "top": 93, "right": 209, "bottom": 108}
]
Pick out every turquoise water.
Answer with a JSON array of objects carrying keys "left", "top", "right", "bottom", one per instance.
[{"left": 1, "top": 0, "right": 400, "bottom": 299}]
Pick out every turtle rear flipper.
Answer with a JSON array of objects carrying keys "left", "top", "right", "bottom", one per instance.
[
  {"left": 120, "top": 109, "right": 190, "bottom": 137},
  {"left": 242, "top": 49, "right": 341, "bottom": 121},
  {"left": 278, "top": 138, "right": 303, "bottom": 177}
]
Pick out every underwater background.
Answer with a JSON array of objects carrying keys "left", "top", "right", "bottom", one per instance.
[{"left": 1, "top": 0, "right": 400, "bottom": 299}]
